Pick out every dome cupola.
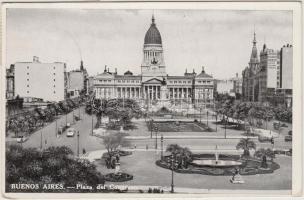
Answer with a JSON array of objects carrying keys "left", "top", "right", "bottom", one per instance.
[{"left": 144, "top": 15, "right": 162, "bottom": 45}]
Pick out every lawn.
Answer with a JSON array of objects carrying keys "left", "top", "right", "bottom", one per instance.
[{"left": 148, "top": 121, "right": 211, "bottom": 132}]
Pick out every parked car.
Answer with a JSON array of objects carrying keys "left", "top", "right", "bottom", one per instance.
[
  {"left": 66, "top": 128, "right": 75, "bottom": 137},
  {"left": 284, "top": 135, "right": 292, "bottom": 142},
  {"left": 16, "top": 136, "right": 29, "bottom": 143},
  {"left": 66, "top": 123, "right": 71, "bottom": 128},
  {"left": 288, "top": 130, "right": 292, "bottom": 136}
]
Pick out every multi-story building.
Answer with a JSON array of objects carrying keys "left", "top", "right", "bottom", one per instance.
[
  {"left": 232, "top": 73, "right": 242, "bottom": 95},
  {"left": 93, "top": 16, "right": 214, "bottom": 107},
  {"left": 280, "top": 44, "right": 293, "bottom": 89},
  {"left": 13, "top": 56, "right": 67, "bottom": 102},
  {"left": 6, "top": 65, "right": 14, "bottom": 100},
  {"left": 67, "top": 61, "right": 88, "bottom": 98},
  {"left": 242, "top": 34, "right": 292, "bottom": 107},
  {"left": 258, "top": 44, "right": 280, "bottom": 102}
]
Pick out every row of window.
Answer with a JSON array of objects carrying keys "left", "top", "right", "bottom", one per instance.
[
  {"left": 169, "top": 80, "right": 191, "bottom": 84},
  {"left": 98, "top": 79, "right": 141, "bottom": 83}
]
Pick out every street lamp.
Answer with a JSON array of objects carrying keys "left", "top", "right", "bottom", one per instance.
[
  {"left": 170, "top": 154, "right": 178, "bottom": 193},
  {"left": 77, "top": 131, "right": 80, "bottom": 157},
  {"left": 199, "top": 108, "right": 202, "bottom": 123},
  {"left": 215, "top": 114, "right": 218, "bottom": 132},
  {"left": 155, "top": 127, "right": 158, "bottom": 150},
  {"left": 73, "top": 109, "right": 75, "bottom": 124},
  {"left": 224, "top": 117, "right": 227, "bottom": 139},
  {"left": 40, "top": 130, "right": 43, "bottom": 150},
  {"left": 91, "top": 114, "right": 94, "bottom": 135},
  {"left": 161, "top": 134, "right": 164, "bottom": 160},
  {"left": 207, "top": 110, "right": 209, "bottom": 127},
  {"left": 150, "top": 119, "right": 154, "bottom": 139}
]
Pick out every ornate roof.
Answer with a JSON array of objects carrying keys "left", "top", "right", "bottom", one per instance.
[
  {"left": 250, "top": 32, "right": 259, "bottom": 63},
  {"left": 196, "top": 67, "right": 213, "bottom": 78},
  {"left": 144, "top": 15, "right": 162, "bottom": 45}
]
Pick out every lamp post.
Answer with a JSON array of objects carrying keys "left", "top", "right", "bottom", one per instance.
[
  {"left": 77, "top": 131, "right": 80, "bottom": 157},
  {"left": 199, "top": 108, "right": 202, "bottom": 123},
  {"left": 65, "top": 112, "right": 68, "bottom": 127},
  {"left": 161, "top": 134, "right": 164, "bottom": 160},
  {"left": 170, "top": 154, "right": 178, "bottom": 193},
  {"left": 73, "top": 109, "right": 75, "bottom": 124},
  {"left": 155, "top": 127, "right": 158, "bottom": 150},
  {"left": 40, "top": 130, "right": 43, "bottom": 150},
  {"left": 55, "top": 118, "right": 58, "bottom": 137},
  {"left": 150, "top": 119, "right": 154, "bottom": 139},
  {"left": 91, "top": 114, "right": 94, "bottom": 135},
  {"left": 207, "top": 110, "right": 209, "bottom": 127},
  {"left": 215, "top": 114, "right": 218, "bottom": 132},
  {"left": 224, "top": 117, "right": 227, "bottom": 139}
]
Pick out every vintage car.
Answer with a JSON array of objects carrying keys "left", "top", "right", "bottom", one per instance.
[{"left": 66, "top": 128, "right": 75, "bottom": 137}]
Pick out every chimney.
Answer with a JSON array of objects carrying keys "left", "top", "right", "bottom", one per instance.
[
  {"left": 104, "top": 65, "right": 107, "bottom": 72},
  {"left": 115, "top": 68, "right": 117, "bottom": 74},
  {"left": 236, "top": 73, "right": 238, "bottom": 78},
  {"left": 107, "top": 67, "right": 110, "bottom": 73}
]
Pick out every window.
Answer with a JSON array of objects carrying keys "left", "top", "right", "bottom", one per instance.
[
  {"left": 122, "top": 80, "right": 125, "bottom": 83},
  {"left": 27, "top": 73, "right": 29, "bottom": 75},
  {"left": 108, "top": 80, "right": 111, "bottom": 82},
  {"left": 27, "top": 66, "right": 29, "bottom": 69},
  {"left": 54, "top": 79, "right": 56, "bottom": 81},
  {"left": 183, "top": 81, "right": 186, "bottom": 83},
  {"left": 170, "top": 81, "right": 173, "bottom": 83},
  {"left": 54, "top": 85, "right": 56, "bottom": 87},
  {"left": 27, "top": 79, "right": 29, "bottom": 81},
  {"left": 27, "top": 85, "right": 29, "bottom": 87},
  {"left": 54, "top": 91, "right": 56, "bottom": 94},
  {"left": 188, "top": 81, "right": 191, "bottom": 83},
  {"left": 179, "top": 81, "right": 181, "bottom": 83},
  {"left": 53, "top": 66, "right": 56, "bottom": 69},
  {"left": 198, "top": 81, "right": 201, "bottom": 83},
  {"left": 118, "top": 80, "right": 121, "bottom": 83},
  {"left": 131, "top": 80, "right": 134, "bottom": 83},
  {"left": 27, "top": 91, "right": 29, "bottom": 93},
  {"left": 174, "top": 81, "right": 177, "bottom": 83},
  {"left": 53, "top": 73, "right": 56, "bottom": 75}
]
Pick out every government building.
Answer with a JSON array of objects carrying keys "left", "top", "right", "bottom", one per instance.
[{"left": 93, "top": 16, "right": 214, "bottom": 108}]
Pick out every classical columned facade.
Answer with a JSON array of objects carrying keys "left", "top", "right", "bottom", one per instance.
[{"left": 92, "top": 16, "right": 215, "bottom": 107}]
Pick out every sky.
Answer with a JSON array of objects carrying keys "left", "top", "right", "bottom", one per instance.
[{"left": 6, "top": 9, "right": 292, "bottom": 79}]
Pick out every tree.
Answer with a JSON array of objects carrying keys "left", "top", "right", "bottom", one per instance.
[
  {"left": 236, "top": 138, "right": 256, "bottom": 157},
  {"left": 6, "top": 145, "right": 105, "bottom": 192},
  {"left": 254, "top": 148, "right": 275, "bottom": 168},
  {"left": 166, "top": 144, "right": 192, "bottom": 169},
  {"left": 102, "top": 133, "right": 130, "bottom": 169}
]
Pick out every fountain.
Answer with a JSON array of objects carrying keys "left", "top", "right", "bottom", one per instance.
[{"left": 191, "top": 145, "right": 243, "bottom": 168}]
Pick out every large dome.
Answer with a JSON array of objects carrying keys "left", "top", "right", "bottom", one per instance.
[{"left": 144, "top": 16, "right": 162, "bottom": 45}]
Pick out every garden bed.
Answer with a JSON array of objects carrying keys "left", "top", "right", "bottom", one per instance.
[
  {"left": 156, "top": 154, "right": 280, "bottom": 176},
  {"left": 147, "top": 121, "right": 214, "bottom": 132}
]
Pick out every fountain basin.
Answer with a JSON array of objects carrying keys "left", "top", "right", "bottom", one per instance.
[{"left": 191, "top": 159, "right": 242, "bottom": 167}]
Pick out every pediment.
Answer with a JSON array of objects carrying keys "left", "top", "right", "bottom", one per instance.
[{"left": 143, "top": 78, "right": 163, "bottom": 84}]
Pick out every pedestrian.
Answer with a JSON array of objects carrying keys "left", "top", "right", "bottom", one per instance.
[
  {"left": 82, "top": 148, "right": 86, "bottom": 155},
  {"left": 134, "top": 144, "right": 137, "bottom": 149},
  {"left": 146, "top": 144, "right": 148, "bottom": 150}
]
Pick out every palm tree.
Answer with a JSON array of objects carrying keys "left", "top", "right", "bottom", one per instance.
[
  {"left": 236, "top": 138, "right": 256, "bottom": 157},
  {"left": 254, "top": 148, "right": 275, "bottom": 168}
]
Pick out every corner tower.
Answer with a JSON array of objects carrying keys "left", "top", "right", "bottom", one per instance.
[{"left": 141, "top": 15, "right": 166, "bottom": 81}]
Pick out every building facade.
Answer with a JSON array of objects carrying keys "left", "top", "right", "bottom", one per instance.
[
  {"left": 93, "top": 16, "right": 214, "bottom": 107},
  {"left": 242, "top": 33, "right": 292, "bottom": 107},
  {"left": 6, "top": 65, "right": 14, "bottom": 100},
  {"left": 13, "top": 56, "right": 67, "bottom": 102},
  {"left": 67, "top": 61, "right": 88, "bottom": 98}
]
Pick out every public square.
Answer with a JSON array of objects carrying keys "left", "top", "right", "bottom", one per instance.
[{"left": 10, "top": 105, "right": 292, "bottom": 192}]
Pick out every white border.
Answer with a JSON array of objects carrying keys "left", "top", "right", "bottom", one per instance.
[{"left": 1, "top": 1, "right": 302, "bottom": 199}]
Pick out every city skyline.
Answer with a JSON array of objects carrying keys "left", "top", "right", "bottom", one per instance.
[{"left": 6, "top": 9, "right": 292, "bottom": 79}]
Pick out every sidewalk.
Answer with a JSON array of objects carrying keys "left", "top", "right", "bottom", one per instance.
[{"left": 125, "top": 135, "right": 258, "bottom": 140}]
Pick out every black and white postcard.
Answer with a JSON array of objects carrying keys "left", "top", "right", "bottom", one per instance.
[{"left": 1, "top": 1, "right": 303, "bottom": 199}]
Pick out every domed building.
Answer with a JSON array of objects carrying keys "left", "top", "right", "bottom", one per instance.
[{"left": 93, "top": 15, "right": 214, "bottom": 108}]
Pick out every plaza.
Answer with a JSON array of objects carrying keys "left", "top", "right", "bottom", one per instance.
[{"left": 8, "top": 104, "right": 292, "bottom": 192}]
